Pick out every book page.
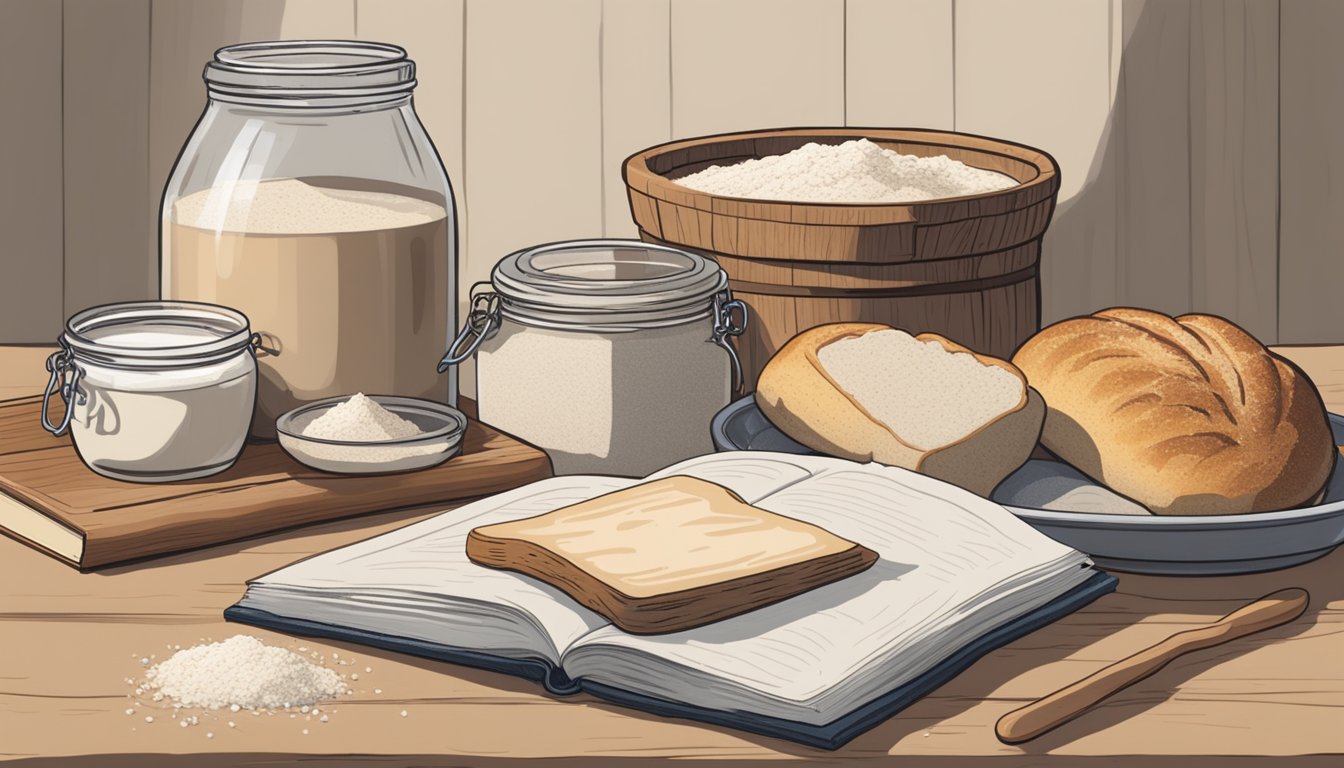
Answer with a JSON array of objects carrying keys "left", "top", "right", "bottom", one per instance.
[
  {"left": 238, "top": 453, "right": 844, "bottom": 665},
  {"left": 643, "top": 451, "right": 839, "bottom": 502},
  {"left": 240, "top": 475, "right": 638, "bottom": 665},
  {"left": 561, "top": 460, "right": 1092, "bottom": 724}
]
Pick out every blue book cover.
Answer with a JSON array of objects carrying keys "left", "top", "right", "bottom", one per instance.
[{"left": 225, "top": 571, "right": 1116, "bottom": 750}]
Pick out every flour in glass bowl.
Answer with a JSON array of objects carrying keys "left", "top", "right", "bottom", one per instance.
[
  {"left": 673, "top": 139, "right": 1018, "bottom": 203},
  {"left": 292, "top": 392, "right": 445, "bottom": 464},
  {"left": 301, "top": 392, "right": 424, "bottom": 441}
]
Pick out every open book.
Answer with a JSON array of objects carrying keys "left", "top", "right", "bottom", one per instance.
[{"left": 226, "top": 452, "right": 1115, "bottom": 749}]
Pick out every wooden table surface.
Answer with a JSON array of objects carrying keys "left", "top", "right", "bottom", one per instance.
[{"left": 2, "top": 344, "right": 1342, "bottom": 767}]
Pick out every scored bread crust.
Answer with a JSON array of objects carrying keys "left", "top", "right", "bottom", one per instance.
[
  {"left": 754, "top": 323, "right": 1045, "bottom": 496},
  {"left": 1012, "top": 308, "right": 1336, "bottom": 515}
]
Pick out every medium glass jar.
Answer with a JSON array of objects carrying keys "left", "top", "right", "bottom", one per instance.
[
  {"left": 444, "top": 240, "right": 747, "bottom": 477},
  {"left": 41, "top": 301, "right": 257, "bottom": 483},
  {"left": 160, "top": 41, "right": 458, "bottom": 440}
]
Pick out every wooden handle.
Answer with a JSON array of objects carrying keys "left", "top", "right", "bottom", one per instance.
[{"left": 995, "top": 588, "right": 1309, "bottom": 745}]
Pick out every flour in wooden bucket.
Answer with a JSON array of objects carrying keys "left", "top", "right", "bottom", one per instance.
[{"left": 674, "top": 138, "right": 1017, "bottom": 203}]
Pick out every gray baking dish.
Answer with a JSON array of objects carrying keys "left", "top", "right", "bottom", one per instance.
[{"left": 711, "top": 395, "right": 1344, "bottom": 575}]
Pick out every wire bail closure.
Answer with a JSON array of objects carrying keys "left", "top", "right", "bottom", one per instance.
[
  {"left": 41, "top": 342, "right": 86, "bottom": 437},
  {"left": 439, "top": 284, "right": 502, "bottom": 372},
  {"left": 440, "top": 284, "right": 750, "bottom": 391},
  {"left": 710, "top": 291, "right": 749, "bottom": 393}
]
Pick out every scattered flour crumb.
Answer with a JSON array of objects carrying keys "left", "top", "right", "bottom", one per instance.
[
  {"left": 675, "top": 138, "right": 1017, "bottom": 203},
  {"left": 142, "top": 635, "right": 348, "bottom": 710}
]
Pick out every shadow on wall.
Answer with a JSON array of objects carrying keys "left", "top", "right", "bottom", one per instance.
[{"left": 1042, "top": 2, "right": 1261, "bottom": 336}]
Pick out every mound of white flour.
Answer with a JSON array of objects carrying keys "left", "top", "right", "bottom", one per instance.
[
  {"left": 144, "top": 635, "right": 347, "bottom": 710},
  {"left": 301, "top": 393, "right": 423, "bottom": 442},
  {"left": 674, "top": 139, "right": 1017, "bottom": 203}
]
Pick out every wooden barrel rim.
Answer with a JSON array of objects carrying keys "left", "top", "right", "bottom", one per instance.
[{"left": 624, "top": 126, "right": 1061, "bottom": 227}]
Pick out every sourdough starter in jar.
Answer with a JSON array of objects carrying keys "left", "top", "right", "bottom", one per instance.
[
  {"left": 44, "top": 301, "right": 257, "bottom": 483},
  {"left": 168, "top": 178, "right": 450, "bottom": 439},
  {"left": 454, "top": 240, "right": 746, "bottom": 477}
]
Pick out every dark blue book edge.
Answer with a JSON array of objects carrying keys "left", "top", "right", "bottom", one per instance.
[{"left": 224, "top": 570, "right": 1117, "bottom": 750}]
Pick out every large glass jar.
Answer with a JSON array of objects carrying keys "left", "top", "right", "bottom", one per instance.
[{"left": 161, "top": 41, "right": 457, "bottom": 440}]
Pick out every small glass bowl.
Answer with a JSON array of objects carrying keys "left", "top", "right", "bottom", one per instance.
[{"left": 275, "top": 395, "right": 467, "bottom": 475}]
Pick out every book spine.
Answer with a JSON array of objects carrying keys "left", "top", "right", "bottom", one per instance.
[
  {"left": 544, "top": 665, "right": 583, "bottom": 696},
  {"left": 223, "top": 603, "right": 586, "bottom": 697}
]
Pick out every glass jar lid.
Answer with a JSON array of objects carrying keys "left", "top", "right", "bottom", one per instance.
[
  {"left": 490, "top": 239, "right": 728, "bottom": 328},
  {"left": 62, "top": 301, "right": 254, "bottom": 369},
  {"left": 205, "top": 41, "right": 415, "bottom": 105}
]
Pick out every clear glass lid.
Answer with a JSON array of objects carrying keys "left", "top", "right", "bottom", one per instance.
[
  {"left": 490, "top": 239, "right": 728, "bottom": 326},
  {"left": 204, "top": 41, "right": 415, "bottom": 104},
  {"left": 63, "top": 301, "right": 254, "bottom": 366}
]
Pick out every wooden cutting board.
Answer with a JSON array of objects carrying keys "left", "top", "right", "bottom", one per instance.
[{"left": 0, "top": 394, "right": 552, "bottom": 569}]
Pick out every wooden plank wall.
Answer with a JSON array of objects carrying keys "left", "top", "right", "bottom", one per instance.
[
  {"left": 0, "top": 0, "right": 1336, "bottom": 357},
  {"left": 957, "top": 0, "right": 1119, "bottom": 324},
  {"left": 0, "top": 1, "right": 64, "bottom": 342},
  {"left": 1280, "top": 0, "right": 1343, "bottom": 343}
]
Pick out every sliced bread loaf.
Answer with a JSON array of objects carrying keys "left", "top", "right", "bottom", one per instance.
[{"left": 755, "top": 323, "right": 1044, "bottom": 496}]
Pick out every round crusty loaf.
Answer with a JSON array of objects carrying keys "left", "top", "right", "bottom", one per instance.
[
  {"left": 754, "top": 323, "right": 1044, "bottom": 496},
  {"left": 1012, "top": 308, "right": 1335, "bottom": 516}
]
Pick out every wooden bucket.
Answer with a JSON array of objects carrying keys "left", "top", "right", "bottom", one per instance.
[{"left": 622, "top": 127, "right": 1061, "bottom": 390}]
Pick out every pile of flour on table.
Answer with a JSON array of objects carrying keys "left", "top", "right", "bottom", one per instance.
[
  {"left": 143, "top": 635, "right": 347, "bottom": 710},
  {"left": 674, "top": 138, "right": 1017, "bottom": 203},
  {"left": 125, "top": 636, "right": 380, "bottom": 737}
]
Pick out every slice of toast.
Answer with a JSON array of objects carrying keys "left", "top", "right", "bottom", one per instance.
[{"left": 465, "top": 476, "right": 878, "bottom": 634}]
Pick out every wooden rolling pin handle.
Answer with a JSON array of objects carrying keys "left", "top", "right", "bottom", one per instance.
[{"left": 995, "top": 587, "right": 1310, "bottom": 745}]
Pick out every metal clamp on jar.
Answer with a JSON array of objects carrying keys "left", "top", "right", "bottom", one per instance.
[
  {"left": 41, "top": 301, "right": 258, "bottom": 483},
  {"left": 442, "top": 239, "right": 747, "bottom": 477}
]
